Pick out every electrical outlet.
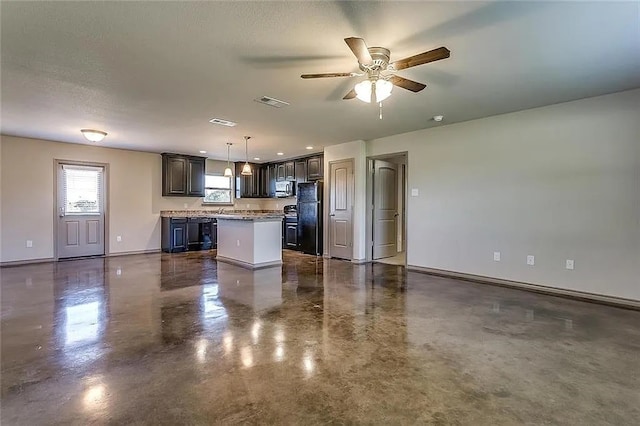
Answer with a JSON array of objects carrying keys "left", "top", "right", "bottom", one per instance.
[
  {"left": 527, "top": 255, "right": 535, "bottom": 266},
  {"left": 565, "top": 259, "right": 574, "bottom": 270},
  {"left": 493, "top": 251, "right": 501, "bottom": 261},
  {"left": 116, "top": 268, "right": 122, "bottom": 276},
  {"left": 26, "top": 240, "right": 33, "bottom": 248},
  {"left": 116, "top": 235, "right": 122, "bottom": 242},
  {"left": 411, "top": 188, "right": 419, "bottom": 197}
]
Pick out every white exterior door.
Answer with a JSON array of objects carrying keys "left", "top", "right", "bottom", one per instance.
[{"left": 57, "top": 163, "right": 105, "bottom": 259}]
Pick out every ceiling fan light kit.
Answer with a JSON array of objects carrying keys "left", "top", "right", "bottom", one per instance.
[{"left": 301, "top": 37, "right": 450, "bottom": 110}]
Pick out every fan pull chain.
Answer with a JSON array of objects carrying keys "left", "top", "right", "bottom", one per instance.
[{"left": 379, "top": 102, "right": 383, "bottom": 120}]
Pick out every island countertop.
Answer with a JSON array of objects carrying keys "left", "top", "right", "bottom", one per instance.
[{"left": 160, "top": 210, "right": 283, "bottom": 221}]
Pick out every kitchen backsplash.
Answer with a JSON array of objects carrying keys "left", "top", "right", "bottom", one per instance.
[{"left": 159, "top": 196, "right": 296, "bottom": 212}]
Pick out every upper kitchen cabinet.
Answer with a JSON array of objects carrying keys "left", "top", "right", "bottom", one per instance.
[
  {"left": 162, "top": 153, "right": 206, "bottom": 197},
  {"left": 306, "top": 156, "right": 323, "bottom": 180},
  {"left": 284, "top": 161, "right": 295, "bottom": 181},
  {"left": 295, "top": 160, "right": 307, "bottom": 183},
  {"left": 276, "top": 163, "right": 286, "bottom": 182}
]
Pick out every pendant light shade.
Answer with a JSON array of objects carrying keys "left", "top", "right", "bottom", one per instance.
[
  {"left": 241, "top": 136, "right": 252, "bottom": 176},
  {"left": 224, "top": 142, "right": 233, "bottom": 177},
  {"left": 354, "top": 79, "right": 393, "bottom": 103}
]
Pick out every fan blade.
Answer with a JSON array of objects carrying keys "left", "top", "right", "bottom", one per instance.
[
  {"left": 389, "top": 75, "right": 426, "bottom": 92},
  {"left": 391, "top": 47, "right": 450, "bottom": 71},
  {"left": 343, "top": 89, "right": 357, "bottom": 100},
  {"left": 301, "top": 72, "right": 355, "bottom": 79},
  {"left": 344, "top": 37, "right": 372, "bottom": 64}
]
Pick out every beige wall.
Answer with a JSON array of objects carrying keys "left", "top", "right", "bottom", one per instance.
[
  {"left": 323, "top": 140, "right": 367, "bottom": 261},
  {"left": 367, "top": 88, "right": 640, "bottom": 301},
  {"left": 0, "top": 136, "right": 279, "bottom": 263}
]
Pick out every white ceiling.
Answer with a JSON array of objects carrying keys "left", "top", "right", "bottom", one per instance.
[{"left": 2, "top": 1, "right": 639, "bottom": 162}]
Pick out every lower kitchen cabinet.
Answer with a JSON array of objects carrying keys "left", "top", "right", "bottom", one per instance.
[
  {"left": 162, "top": 217, "right": 217, "bottom": 252},
  {"left": 284, "top": 218, "right": 298, "bottom": 250}
]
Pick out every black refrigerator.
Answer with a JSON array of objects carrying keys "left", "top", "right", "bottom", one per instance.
[{"left": 297, "top": 181, "right": 323, "bottom": 255}]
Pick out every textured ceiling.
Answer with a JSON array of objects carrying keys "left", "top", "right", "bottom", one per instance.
[{"left": 2, "top": 1, "right": 639, "bottom": 162}]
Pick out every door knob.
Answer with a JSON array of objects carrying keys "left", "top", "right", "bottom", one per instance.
[
  {"left": 394, "top": 213, "right": 399, "bottom": 217},
  {"left": 330, "top": 214, "right": 335, "bottom": 217},
  {"left": 59, "top": 207, "right": 65, "bottom": 218}
]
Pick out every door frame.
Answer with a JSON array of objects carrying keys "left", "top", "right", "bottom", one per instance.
[
  {"left": 53, "top": 159, "right": 110, "bottom": 261},
  {"left": 365, "top": 152, "right": 408, "bottom": 265},
  {"left": 325, "top": 158, "right": 355, "bottom": 260}
]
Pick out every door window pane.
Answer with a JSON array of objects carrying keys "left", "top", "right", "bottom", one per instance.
[{"left": 64, "top": 166, "right": 102, "bottom": 214}]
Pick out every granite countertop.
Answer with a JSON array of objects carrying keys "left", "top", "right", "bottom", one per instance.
[{"left": 160, "top": 210, "right": 284, "bottom": 220}]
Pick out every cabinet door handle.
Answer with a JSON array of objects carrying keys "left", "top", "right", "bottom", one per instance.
[{"left": 330, "top": 214, "right": 335, "bottom": 217}]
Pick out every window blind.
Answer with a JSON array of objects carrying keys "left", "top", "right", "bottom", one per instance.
[{"left": 62, "top": 165, "right": 103, "bottom": 214}]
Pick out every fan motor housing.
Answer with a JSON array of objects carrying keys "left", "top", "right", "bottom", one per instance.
[{"left": 360, "top": 47, "right": 390, "bottom": 72}]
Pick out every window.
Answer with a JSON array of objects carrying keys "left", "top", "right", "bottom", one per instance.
[
  {"left": 204, "top": 175, "right": 233, "bottom": 204},
  {"left": 63, "top": 165, "right": 103, "bottom": 214}
]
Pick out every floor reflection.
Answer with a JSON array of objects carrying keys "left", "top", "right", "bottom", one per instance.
[{"left": 2, "top": 251, "right": 639, "bottom": 425}]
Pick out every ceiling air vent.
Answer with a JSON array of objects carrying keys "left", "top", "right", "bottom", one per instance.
[
  {"left": 208, "top": 118, "right": 237, "bottom": 127},
  {"left": 254, "top": 96, "right": 290, "bottom": 108}
]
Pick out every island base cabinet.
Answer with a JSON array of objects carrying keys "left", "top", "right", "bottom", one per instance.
[{"left": 162, "top": 217, "right": 217, "bottom": 252}]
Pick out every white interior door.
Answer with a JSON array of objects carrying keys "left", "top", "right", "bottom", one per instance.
[
  {"left": 57, "top": 164, "right": 105, "bottom": 259},
  {"left": 373, "top": 160, "right": 398, "bottom": 259},
  {"left": 329, "top": 159, "right": 353, "bottom": 260}
]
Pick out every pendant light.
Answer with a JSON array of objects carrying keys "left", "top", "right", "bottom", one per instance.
[
  {"left": 241, "top": 136, "right": 252, "bottom": 176},
  {"left": 224, "top": 143, "right": 233, "bottom": 177}
]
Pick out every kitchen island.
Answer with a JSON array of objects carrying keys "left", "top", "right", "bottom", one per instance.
[{"left": 160, "top": 210, "right": 284, "bottom": 269}]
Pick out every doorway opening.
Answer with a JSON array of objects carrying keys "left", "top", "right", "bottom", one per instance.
[
  {"left": 366, "top": 153, "right": 407, "bottom": 266},
  {"left": 55, "top": 161, "right": 108, "bottom": 260}
]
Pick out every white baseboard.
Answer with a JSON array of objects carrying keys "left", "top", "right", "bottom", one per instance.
[
  {"left": 216, "top": 255, "right": 282, "bottom": 270},
  {"left": 407, "top": 265, "right": 640, "bottom": 310},
  {"left": 107, "top": 249, "right": 161, "bottom": 257},
  {"left": 0, "top": 257, "right": 55, "bottom": 267}
]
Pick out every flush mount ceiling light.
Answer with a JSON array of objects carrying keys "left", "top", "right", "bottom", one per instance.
[
  {"left": 224, "top": 143, "right": 233, "bottom": 177},
  {"left": 277, "top": 152, "right": 284, "bottom": 156},
  {"left": 433, "top": 115, "right": 444, "bottom": 122},
  {"left": 306, "top": 146, "right": 314, "bottom": 150},
  {"left": 354, "top": 78, "right": 393, "bottom": 103},
  {"left": 241, "top": 136, "right": 252, "bottom": 176},
  {"left": 199, "top": 150, "right": 207, "bottom": 154},
  {"left": 80, "top": 129, "right": 107, "bottom": 142},
  {"left": 254, "top": 157, "right": 261, "bottom": 161}
]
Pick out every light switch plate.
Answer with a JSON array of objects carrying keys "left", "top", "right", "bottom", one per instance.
[
  {"left": 565, "top": 259, "right": 574, "bottom": 270},
  {"left": 26, "top": 240, "right": 33, "bottom": 248},
  {"left": 493, "top": 251, "right": 501, "bottom": 261},
  {"left": 411, "top": 188, "right": 419, "bottom": 197},
  {"left": 527, "top": 255, "right": 535, "bottom": 266},
  {"left": 116, "top": 235, "right": 122, "bottom": 242}
]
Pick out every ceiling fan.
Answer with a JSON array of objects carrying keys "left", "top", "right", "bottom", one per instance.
[{"left": 301, "top": 37, "right": 450, "bottom": 103}]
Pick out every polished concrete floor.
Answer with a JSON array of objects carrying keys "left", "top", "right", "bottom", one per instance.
[
  {"left": 375, "top": 251, "right": 406, "bottom": 266},
  {"left": 1, "top": 251, "right": 639, "bottom": 425}
]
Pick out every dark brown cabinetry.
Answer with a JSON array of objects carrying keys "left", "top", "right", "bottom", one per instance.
[
  {"left": 306, "top": 156, "right": 323, "bottom": 180},
  {"left": 295, "top": 160, "right": 307, "bottom": 183},
  {"left": 162, "top": 153, "right": 206, "bottom": 197},
  {"left": 235, "top": 162, "right": 255, "bottom": 198},
  {"left": 284, "top": 161, "right": 295, "bottom": 181},
  {"left": 235, "top": 154, "right": 324, "bottom": 198},
  {"left": 284, "top": 217, "right": 298, "bottom": 249},
  {"left": 162, "top": 217, "right": 216, "bottom": 253}
]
